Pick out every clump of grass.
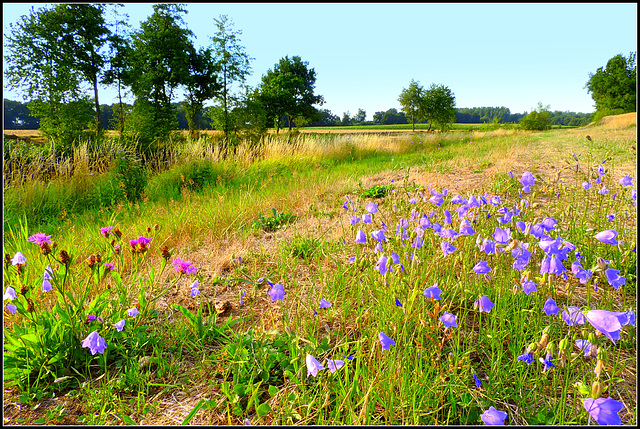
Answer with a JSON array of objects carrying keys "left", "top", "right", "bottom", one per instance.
[
  {"left": 252, "top": 208, "right": 297, "bottom": 232},
  {"left": 359, "top": 184, "right": 393, "bottom": 198}
]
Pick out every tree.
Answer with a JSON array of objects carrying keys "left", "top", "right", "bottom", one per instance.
[
  {"left": 258, "top": 55, "right": 324, "bottom": 133},
  {"left": 51, "top": 4, "right": 111, "bottom": 134},
  {"left": 4, "top": 5, "right": 95, "bottom": 150},
  {"left": 519, "top": 102, "right": 551, "bottom": 131},
  {"left": 308, "top": 108, "right": 340, "bottom": 126},
  {"left": 380, "top": 108, "right": 407, "bottom": 125},
  {"left": 127, "top": 3, "right": 194, "bottom": 146},
  {"left": 353, "top": 108, "right": 366, "bottom": 125},
  {"left": 208, "top": 15, "right": 253, "bottom": 137},
  {"left": 341, "top": 111, "right": 352, "bottom": 126},
  {"left": 182, "top": 47, "right": 221, "bottom": 137},
  {"left": 424, "top": 84, "right": 456, "bottom": 131},
  {"left": 585, "top": 52, "right": 636, "bottom": 118},
  {"left": 398, "top": 79, "right": 426, "bottom": 132},
  {"left": 102, "top": 4, "right": 132, "bottom": 136}
]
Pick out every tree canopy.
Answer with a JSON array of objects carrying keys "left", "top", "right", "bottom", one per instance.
[
  {"left": 398, "top": 79, "right": 427, "bottom": 132},
  {"left": 585, "top": 52, "right": 637, "bottom": 118},
  {"left": 258, "top": 55, "right": 324, "bottom": 132}
]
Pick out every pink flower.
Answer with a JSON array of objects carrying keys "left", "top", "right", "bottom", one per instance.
[
  {"left": 28, "top": 232, "right": 52, "bottom": 246},
  {"left": 172, "top": 258, "right": 198, "bottom": 275}
]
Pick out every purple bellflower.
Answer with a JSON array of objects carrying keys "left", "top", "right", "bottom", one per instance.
[
  {"left": 583, "top": 397, "right": 624, "bottom": 426},
  {"left": 82, "top": 330, "right": 107, "bottom": 355},
  {"left": 379, "top": 331, "right": 396, "bottom": 350},
  {"left": 481, "top": 406, "right": 508, "bottom": 425}
]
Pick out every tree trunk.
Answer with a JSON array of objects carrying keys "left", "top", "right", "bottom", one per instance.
[{"left": 93, "top": 74, "right": 102, "bottom": 133}]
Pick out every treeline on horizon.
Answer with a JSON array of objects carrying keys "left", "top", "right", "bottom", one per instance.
[{"left": 3, "top": 99, "right": 593, "bottom": 131}]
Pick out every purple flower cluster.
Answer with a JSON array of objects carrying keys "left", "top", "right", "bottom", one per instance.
[{"left": 172, "top": 257, "right": 198, "bottom": 275}]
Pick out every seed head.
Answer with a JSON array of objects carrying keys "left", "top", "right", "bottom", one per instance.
[
  {"left": 87, "top": 254, "right": 97, "bottom": 268},
  {"left": 59, "top": 250, "right": 71, "bottom": 265}
]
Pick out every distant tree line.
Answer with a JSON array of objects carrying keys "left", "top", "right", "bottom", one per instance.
[{"left": 4, "top": 98, "right": 594, "bottom": 130}]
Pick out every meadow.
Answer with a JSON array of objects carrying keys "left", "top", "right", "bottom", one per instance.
[{"left": 2, "top": 113, "right": 637, "bottom": 425}]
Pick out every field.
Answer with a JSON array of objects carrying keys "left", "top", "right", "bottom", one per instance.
[{"left": 2, "top": 113, "right": 637, "bottom": 425}]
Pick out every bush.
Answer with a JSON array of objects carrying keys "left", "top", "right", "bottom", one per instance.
[
  {"left": 115, "top": 152, "right": 148, "bottom": 202},
  {"left": 520, "top": 103, "right": 552, "bottom": 131}
]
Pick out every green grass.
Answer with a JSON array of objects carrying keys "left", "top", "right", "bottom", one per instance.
[{"left": 3, "top": 121, "right": 637, "bottom": 425}]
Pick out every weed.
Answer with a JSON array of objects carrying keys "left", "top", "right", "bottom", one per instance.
[
  {"left": 252, "top": 208, "right": 297, "bottom": 232},
  {"left": 359, "top": 184, "right": 393, "bottom": 198}
]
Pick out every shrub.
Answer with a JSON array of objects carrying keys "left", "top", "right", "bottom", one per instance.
[
  {"left": 114, "top": 152, "right": 148, "bottom": 202},
  {"left": 519, "top": 103, "right": 552, "bottom": 131}
]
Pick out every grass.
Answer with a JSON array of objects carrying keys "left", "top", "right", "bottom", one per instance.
[{"left": 2, "top": 114, "right": 637, "bottom": 425}]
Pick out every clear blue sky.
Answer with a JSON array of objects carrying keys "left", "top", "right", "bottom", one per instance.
[{"left": 3, "top": 3, "right": 637, "bottom": 120}]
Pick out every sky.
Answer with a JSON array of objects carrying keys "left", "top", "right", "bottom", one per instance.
[{"left": 3, "top": 3, "right": 638, "bottom": 120}]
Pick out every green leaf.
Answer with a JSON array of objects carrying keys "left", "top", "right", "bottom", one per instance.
[
  {"left": 20, "top": 333, "right": 40, "bottom": 344},
  {"left": 448, "top": 391, "right": 457, "bottom": 414},
  {"left": 268, "top": 385, "right": 279, "bottom": 396},
  {"left": 256, "top": 402, "right": 272, "bottom": 417},
  {"left": 47, "top": 353, "right": 65, "bottom": 365},
  {"left": 181, "top": 399, "right": 206, "bottom": 425},
  {"left": 234, "top": 383, "right": 247, "bottom": 397},
  {"left": 284, "top": 370, "right": 300, "bottom": 384},
  {"left": 117, "top": 414, "right": 137, "bottom": 425},
  {"left": 34, "top": 418, "right": 46, "bottom": 425},
  {"left": 172, "top": 304, "right": 196, "bottom": 325}
]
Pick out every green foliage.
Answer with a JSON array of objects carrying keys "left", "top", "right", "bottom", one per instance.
[
  {"left": 2, "top": 233, "right": 167, "bottom": 394},
  {"left": 114, "top": 152, "right": 148, "bottom": 202},
  {"left": 252, "top": 208, "right": 297, "bottom": 232},
  {"left": 360, "top": 184, "right": 393, "bottom": 198},
  {"left": 519, "top": 102, "right": 552, "bottom": 131},
  {"left": 398, "top": 79, "right": 427, "bottom": 132},
  {"left": 373, "top": 108, "right": 408, "bottom": 125},
  {"left": 281, "top": 234, "right": 324, "bottom": 260},
  {"left": 182, "top": 46, "right": 221, "bottom": 137},
  {"left": 4, "top": 4, "right": 110, "bottom": 140},
  {"left": 586, "top": 52, "right": 636, "bottom": 115},
  {"left": 425, "top": 83, "right": 457, "bottom": 131},
  {"left": 3, "top": 99, "right": 40, "bottom": 129},
  {"left": 126, "top": 4, "right": 194, "bottom": 144},
  {"left": 209, "top": 15, "right": 253, "bottom": 137},
  {"left": 258, "top": 55, "right": 325, "bottom": 132},
  {"left": 455, "top": 106, "right": 524, "bottom": 124},
  {"left": 219, "top": 330, "right": 296, "bottom": 417}
]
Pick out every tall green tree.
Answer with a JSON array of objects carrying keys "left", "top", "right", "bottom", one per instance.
[
  {"left": 127, "top": 3, "right": 194, "bottom": 145},
  {"left": 424, "top": 84, "right": 457, "bottom": 131},
  {"left": 208, "top": 15, "right": 253, "bottom": 137},
  {"left": 50, "top": 4, "right": 111, "bottom": 134},
  {"left": 102, "top": 4, "right": 132, "bottom": 136},
  {"left": 585, "top": 52, "right": 637, "bottom": 118},
  {"left": 258, "top": 55, "right": 324, "bottom": 133},
  {"left": 398, "top": 79, "right": 426, "bottom": 132},
  {"left": 4, "top": 5, "right": 94, "bottom": 150},
  {"left": 182, "top": 47, "right": 221, "bottom": 137}
]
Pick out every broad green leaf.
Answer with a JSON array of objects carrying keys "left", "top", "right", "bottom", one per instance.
[{"left": 256, "top": 402, "right": 272, "bottom": 417}]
